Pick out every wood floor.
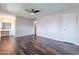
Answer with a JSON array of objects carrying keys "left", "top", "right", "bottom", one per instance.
[{"left": 0, "top": 35, "right": 79, "bottom": 55}]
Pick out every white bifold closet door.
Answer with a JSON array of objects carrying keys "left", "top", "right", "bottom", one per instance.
[{"left": 63, "top": 13, "right": 77, "bottom": 44}]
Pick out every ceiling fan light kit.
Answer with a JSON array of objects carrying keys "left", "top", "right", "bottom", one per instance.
[{"left": 30, "top": 13, "right": 35, "bottom": 15}]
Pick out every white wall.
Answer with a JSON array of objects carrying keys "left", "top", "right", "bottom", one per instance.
[
  {"left": 36, "top": 6, "right": 79, "bottom": 45},
  {"left": 16, "top": 16, "right": 34, "bottom": 37},
  {"left": 37, "top": 13, "right": 62, "bottom": 41}
]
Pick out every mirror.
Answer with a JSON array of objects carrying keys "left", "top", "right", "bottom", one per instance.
[{"left": 2, "top": 23, "right": 11, "bottom": 29}]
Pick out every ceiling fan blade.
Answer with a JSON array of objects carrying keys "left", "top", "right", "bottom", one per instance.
[
  {"left": 25, "top": 9, "right": 32, "bottom": 13},
  {"left": 33, "top": 10, "right": 40, "bottom": 13}
]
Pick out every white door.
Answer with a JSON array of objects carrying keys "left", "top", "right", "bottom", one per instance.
[{"left": 63, "top": 13, "right": 77, "bottom": 44}]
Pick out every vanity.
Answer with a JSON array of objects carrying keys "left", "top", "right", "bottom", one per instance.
[
  {"left": 0, "top": 29, "right": 9, "bottom": 41},
  {"left": 0, "top": 30, "right": 9, "bottom": 37},
  {"left": 0, "top": 22, "right": 11, "bottom": 38}
]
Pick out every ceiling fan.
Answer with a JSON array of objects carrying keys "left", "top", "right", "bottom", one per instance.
[{"left": 25, "top": 8, "right": 40, "bottom": 14}]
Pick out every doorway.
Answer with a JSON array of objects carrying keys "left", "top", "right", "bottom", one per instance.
[{"left": 63, "top": 13, "right": 77, "bottom": 44}]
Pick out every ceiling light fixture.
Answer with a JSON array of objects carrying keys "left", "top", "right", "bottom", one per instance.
[
  {"left": 30, "top": 13, "right": 35, "bottom": 15},
  {"left": 34, "top": 20, "right": 37, "bottom": 24}
]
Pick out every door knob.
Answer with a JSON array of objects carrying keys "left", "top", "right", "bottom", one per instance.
[{"left": 64, "top": 29, "right": 66, "bottom": 31}]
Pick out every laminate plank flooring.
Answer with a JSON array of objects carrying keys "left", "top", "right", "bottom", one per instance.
[{"left": 0, "top": 35, "right": 79, "bottom": 55}]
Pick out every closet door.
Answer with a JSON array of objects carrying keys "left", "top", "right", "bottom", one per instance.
[{"left": 63, "top": 13, "right": 77, "bottom": 44}]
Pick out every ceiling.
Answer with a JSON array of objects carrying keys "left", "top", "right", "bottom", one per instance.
[{"left": 0, "top": 3, "right": 79, "bottom": 19}]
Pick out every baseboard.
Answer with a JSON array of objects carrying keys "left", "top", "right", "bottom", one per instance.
[
  {"left": 16, "top": 35, "right": 79, "bottom": 46},
  {"left": 16, "top": 34, "right": 33, "bottom": 38},
  {"left": 37, "top": 35, "right": 79, "bottom": 46},
  {"left": 37, "top": 35, "right": 64, "bottom": 42}
]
